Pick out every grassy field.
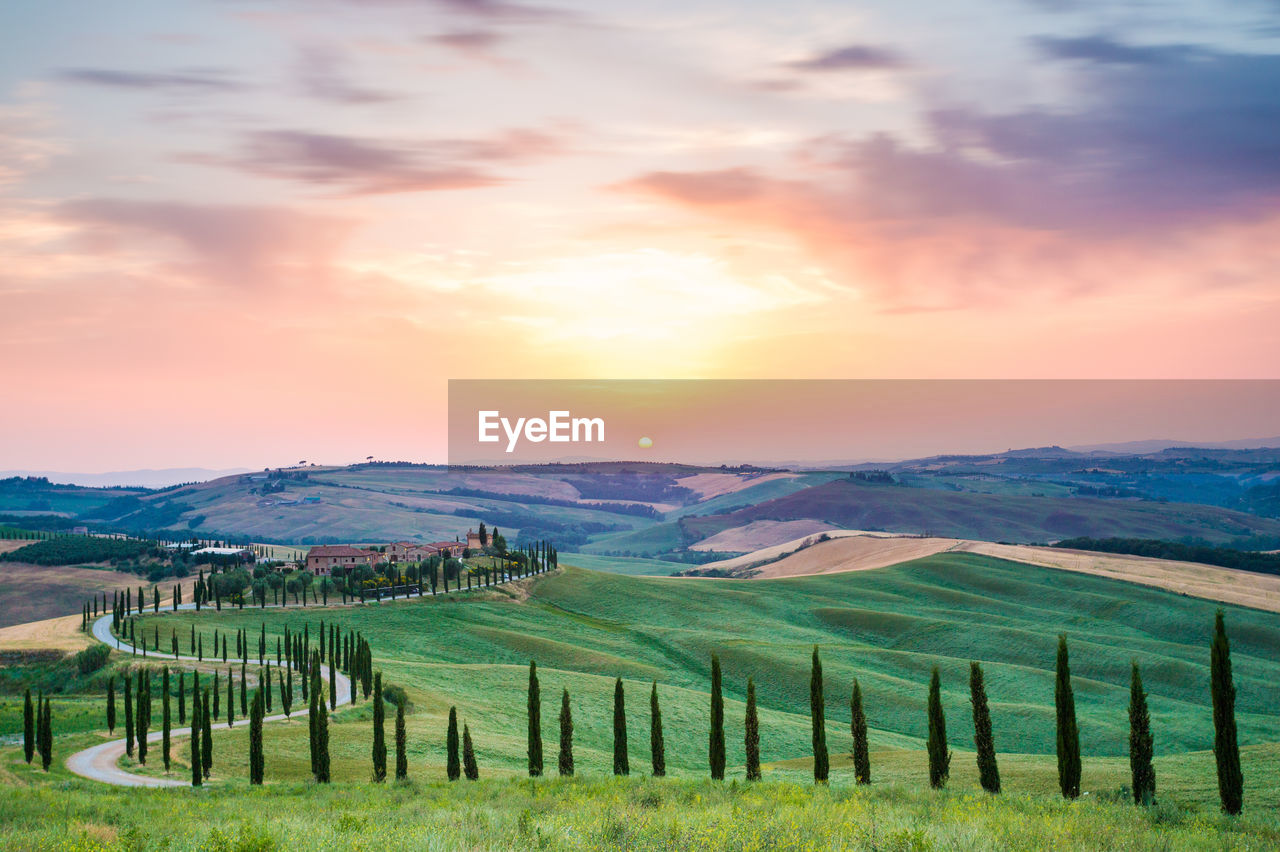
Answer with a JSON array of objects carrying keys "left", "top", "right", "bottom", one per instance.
[
  {"left": 0, "top": 557, "right": 190, "bottom": 629},
  {"left": 5, "top": 553, "right": 1280, "bottom": 850},
  {"left": 559, "top": 552, "right": 690, "bottom": 576},
  {"left": 3, "top": 774, "right": 1279, "bottom": 851},
  {"left": 85, "top": 555, "right": 1280, "bottom": 800}
]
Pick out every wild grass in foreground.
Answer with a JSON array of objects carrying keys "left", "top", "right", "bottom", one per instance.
[{"left": 2, "top": 776, "right": 1279, "bottom": 852}]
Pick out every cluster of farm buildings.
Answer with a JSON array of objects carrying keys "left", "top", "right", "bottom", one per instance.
[{"left": 303, "top": 529, "right": 485, "bottom": 575}]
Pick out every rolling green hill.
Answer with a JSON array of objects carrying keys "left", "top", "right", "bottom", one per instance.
[
  {"left": 121, "top": 554, "right": 1280, "bottom": 792},
  {"left": 6, "top": 554, "right": 1280, "bottom": 849}
]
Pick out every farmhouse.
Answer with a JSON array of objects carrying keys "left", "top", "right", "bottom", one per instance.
[
  {"left": 386, "top": 541, "right": 438, "bottom": 562},
  {"left": 306, "top": 544, "right": 381, "bottom": 575}
]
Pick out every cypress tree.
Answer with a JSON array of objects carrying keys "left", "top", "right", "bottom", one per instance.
[
  {"left": 39, "top": 697, "right": 52, "bottom": 771},
  {"left": 23, "top": 689, "right": 35, "bottom": 764},
  {"left": 308, "top": 684, "right": 319, "bottom": 778},
  {"left": 613, "top": 678, "right": 629, "bottom": 775},
  {"left": 162, "top": 667, "right": 172, "bottom": 772},
  {"left": 1210, "top": 611, "right": 1243, "bottom": 814},
  {"left": 462, "top": 723, "right": 479, "bottom": 780},
  {"left": 969, "top": 662, "right": 1000, "bottom": 794},
  {"left": 927, "top": 667, "right": 951, "bottom": 789},
  {"left": 709, "top": 654, "right": 725, "bottom": 780},
  {"left": 650, "top": 682, "right": 665, "bottom": 777},
  {"left": 263, "top": 667, "right": 272, "bottom": 713},
  {"left": 527, "top": 661, "right": 543, "bottom": 777},
  {"left": 178, "top": 672, "right": 186, "bottom": 725},
  {"left": 124, "top": 678, "right": 135, "bottom": 757},
  {"left": 1128, "top": 661, "right": 1156, "bottom": 806},
  {"left": 106, "top": 678, "right": 117, "bottom": 735},
  {"left": 744, "top": 676, "right": 761, "bottom": 781},
  {"left": 227, "top": 669, "right": 235, "bottom": 728},
  {"left": 315, "top": 700, "right": 331, "bottom": 783},
  {"left": 240, "top": 662, "right": 247, "bottom": 717},
  {"left": 137, "top": 670, "right": 149, "bottom": 765},
  {"left": 190, "top": 685, "right": 202, "bottom": 787},
  {"left": 201, "top": 690, "right": 212, "bottom": 778},
  {"left": 329, "top": 651, "right": 337, "bottom": 711},
  {"left": 1055, "top": 635, "right": 1082, "bottom": 799},
  {"left": 281, "top": 669, "right": 292, "bottom": 717},
  {"left": 558, "top": 688, "right": 574, "bottom": 777},
  {"left": 213, "top": 670, "right": 220, "bottom": 720},
  {"left": 249, "top": 688, "right": 264, "bottom": 785},
  {"left": 395, "top": 699, "right": 408, "bottom": 781},
  {"left": 371, "top": 671, "right": 386, "bottom": 782},
  {"left": 810, "top": 646, "right": 828, "bottom": 783},
  {"left": 851, "top": 678, "right": 870, "bottom": 785},
  {"left": 446, "top": 706, "right": 461, "bottom": 781}
]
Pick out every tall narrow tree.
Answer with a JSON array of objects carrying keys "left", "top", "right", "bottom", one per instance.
[
  {"left": 744, "top": 676, "right": 761, "bottom": 781},
  {"left": 969, "top": 662, "right": 1000, "bottom": 794},
  {"left": 23, "top": 689, "right": 34, "bottom": 764},
  {"left": 709, "top": 654, "right": 726, "bottom": 780},
  {"left": 372, "top": 671, "right": 386, "bottom": 782},
  {"left": 162, "top": 666, "right": 172, "bottom": 773},
  {"left": 446, "top": 706, "right": 461, "bottom": 781},
  {"left": 1128, "top": 661, "right": 1156, "bottom": 806},
  {"left": 395, "top": 698, "right": 408, "bottom": 781},
  {"left": 810, "top": 646, "right": 829, "bottom": 783},
  {"left": 927, "top": 667, "right": 951, "bottom": 789},
  {"left": 137, "top": 670, "right": 149, "bottom": 765},
  {"left": 249, "top": 688, "right": 264, "bottom": 785},
  {"left": 39, "top": 697, "right": 52, "bottom": 771},
  {"left": 106, "top": 679, "right": 117, "bottom": 735},
  {"left": 124, "top": 679, "right": 135, "bottom": 758},
  {"left": 178, "top": 672, "right": 186, "bottom": 725},
  {"left": 613, "top": 678, "right": 629, "bottom": 776},
  {"left": 190, "top": 685, "right": 202, "bottom": 787},
  {"left": 1210, "top": 611, "right": 1243, "bottom": 814},
  {"left": 527, "top": 661, "right": 543, "bottom": 777},
  {"left": 851, "top": 679, "right": 870, "bottom": 785},
  {"left": 308, "top": 685, "right": 320, "bottom": 779},
  {"left": 315, "top": 700, "right": 331, "bottom": 784},
  {"left": 200, "top": 690, "right": 212, "bottom": 779},
  {"left": 329, "top": 652, "right": 337, "bottom": 712},
  {"left": 1055, "top": 635, "right": 1082, "bottom": 799},
  {"left": 558, "top": 688, "right": 574, "bottom": 777},
  {"left": 650, "top": 682, "right": 666, "bottom": 777},
  {"left": 462, "top": 723, "right": 479, "bottom": 780}
]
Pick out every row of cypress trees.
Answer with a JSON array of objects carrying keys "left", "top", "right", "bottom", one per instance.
[{"left": 507, "top": 613, "right": 1243, "bottom": 815}]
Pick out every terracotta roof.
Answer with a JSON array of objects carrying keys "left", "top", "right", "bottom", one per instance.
[{"left": 306, "top": 545, "right": 373, "bottom": 558}]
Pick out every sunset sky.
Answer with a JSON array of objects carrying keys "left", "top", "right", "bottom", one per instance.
[{"left": 3, "top": 1, "right": 1279, "bottom": 470}]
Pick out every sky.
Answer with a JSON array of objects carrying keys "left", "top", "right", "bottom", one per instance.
[{"left": 2, "top": 0, "right": 1279, "bottom": 470}]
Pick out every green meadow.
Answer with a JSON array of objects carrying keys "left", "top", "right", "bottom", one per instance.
[
  {"left": 5, "top": 554, "right": 1280, "bottom": 849},
  {"left": 94, "top": 556, "right": 1280, "bottom": 789}
]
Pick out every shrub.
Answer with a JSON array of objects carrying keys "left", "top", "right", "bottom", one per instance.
[
  {"left": 382, "top": 684, "right": 410, "bottom": 710},
  {"left": 75, "top": 644, "right": 110, "bottom": 675}
]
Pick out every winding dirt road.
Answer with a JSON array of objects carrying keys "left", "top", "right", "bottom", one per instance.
[{"left": 66, "top": 608, "right": 352, "bottom": 787}]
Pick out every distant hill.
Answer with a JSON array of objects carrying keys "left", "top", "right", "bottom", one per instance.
[
  {"left": 678, "top": 477, "right": 1280, "bottom": 547},
  {"left": 1070, "top": 437, "right": 1280, "bottom": 454},
  {"left": 0, "top": 468, "right": 251, "bottom": 488}
]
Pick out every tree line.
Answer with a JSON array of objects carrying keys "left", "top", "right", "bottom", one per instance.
[{"left": 1053, "top": 537, "right": 1280, "bottom": 577}]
